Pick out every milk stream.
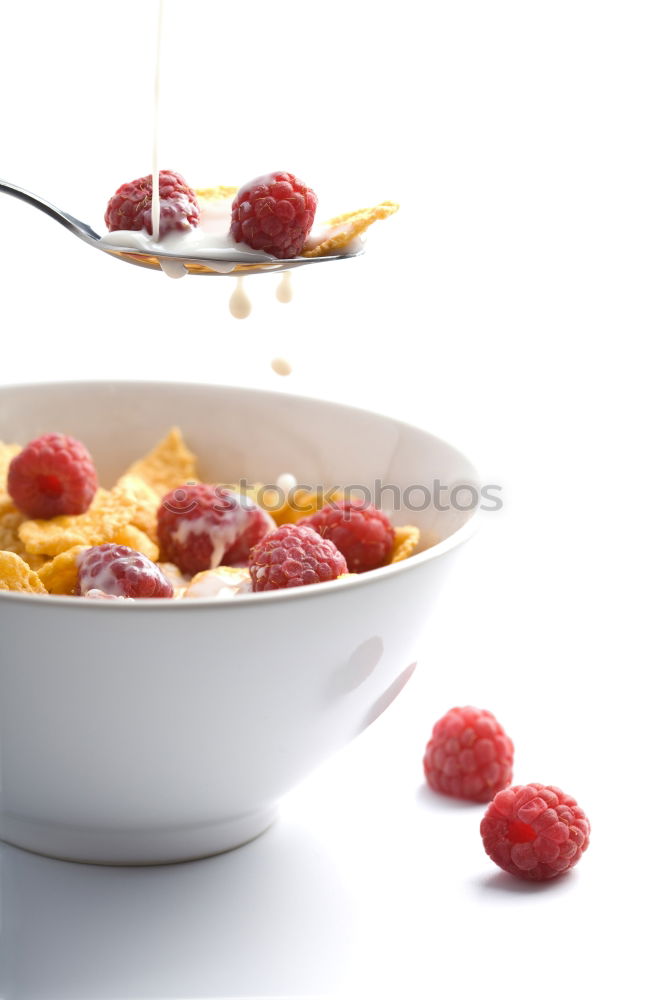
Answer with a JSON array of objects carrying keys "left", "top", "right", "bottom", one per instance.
[
  {"left": 151, "top": 0, "right": 164, "bottom": 240},
  {"left": 145, "top": 0, "right": 294, "bottom": 348}
]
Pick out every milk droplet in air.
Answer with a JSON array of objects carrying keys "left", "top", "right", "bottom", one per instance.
[
  {"left": 271, "top": 357, "right": 292, "bottom": 376},
  {"left": 229, "top": 277, "right": 252, "bottom": 319},
  {"left": 276, "top": 271, "right": 293, "bottom": 303},
  {"left": 276, "top": 472, "right": 297, "bottom": 493}
]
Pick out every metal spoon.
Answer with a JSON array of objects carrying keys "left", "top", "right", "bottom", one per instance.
[{"left": 0, "top": 179, "right": 363, "bottom": 276}]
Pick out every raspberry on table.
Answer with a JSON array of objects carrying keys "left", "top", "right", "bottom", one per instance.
[
  {"left": 481, "top": 783, "right": 591, "bottom": 880},
  {"left": 157, "top": 483, "right": 276, "bottom": 576},
  {"left": 77, "top": 544, "right": 173, "bottom": 599},
  {"left": 423, "top": 706, "right": 514, "bottom": 802},
  {"left": 249, "top": 523, "right": 347, "bottom": 592},
  {"left": 8, "top": 433, "right": 98, "bottom": 519},
  {"left": 104, "top": 170, "right": 200, "bottom": 236},
  {"left": 300, "top": 500, "right": 395, "bottom": 573},
  {"left": 230, "top": 171, "right": 317, "bottom": 258}
]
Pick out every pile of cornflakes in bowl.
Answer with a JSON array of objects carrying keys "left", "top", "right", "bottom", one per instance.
[{"left": 0, "top": 428, "right": 420, "bottom": 601}]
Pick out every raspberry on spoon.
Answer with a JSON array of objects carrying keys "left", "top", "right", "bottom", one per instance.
[
  {"left": 105, "top": 170, "right": 200, "bottom": 236},
  {"left": 230, "top": 172, "right": 317, "bottom": 258}
]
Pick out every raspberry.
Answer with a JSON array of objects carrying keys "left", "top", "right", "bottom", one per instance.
[
  {"left": 230, "top": 171, "right": 317, "bottom": 258},
  {"left": 300, "top": 500, "right": 395, "bottom": 573},
  {"left": 8, "top": 433, "right": 98, "bottom": 519},
  {"left": 104, "top": 170, "right": 200, "bottom": 236},
  {"left": 157, "top": 484, "right": 275, "bottom": 576},
  {"left": 423, "top": 706, "right": 514, "bottom": 802},
  {"left": 481, "top": 784, "right": 591, "bottom": 880},
  {"left": 249, "top": 523, "right": 347, "bottom": 591},
  {"left": 77, "top": 544, "right": 173, "bottom": 599}
]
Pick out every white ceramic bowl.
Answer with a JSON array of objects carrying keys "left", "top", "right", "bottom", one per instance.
[{"left": 0, "top": 381, "right": 478, "bottom": 865}]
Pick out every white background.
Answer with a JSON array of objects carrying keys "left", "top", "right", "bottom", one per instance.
[{"left": 0, "top": 1, "right": 664, "bottom": 997}]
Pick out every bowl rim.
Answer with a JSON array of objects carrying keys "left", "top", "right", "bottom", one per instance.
[{"left": 0, "top": 378, "right": 481, "bottom": 610}]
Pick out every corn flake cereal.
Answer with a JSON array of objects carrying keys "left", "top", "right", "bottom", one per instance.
[
  {"left": 303, "top": 201, "right": 399, "bottom": 258},
  {"left": 195, "top": 185, "right": 238, "bottom": 201},
  {"left": 38, "top": 545, "right": 87, "bottom": 595},
  {"left": 0, "top": 442, "right": 20, "bottom": 504},
  {"left": 0, "top": 549, "right": 48, "bottom": 594},
  {"left": 112, "top": 523, "right": 159, "bottom": 562},
  {"left": 122, "top": 428, "right": 198, "bottom": 500},
  {"left": 18, "top": 485, "right": 141, "bottom": 556},
  {"left": 0, "top": 505, "right": 25, "bottom": 554},
  {"left": 114, "top": 474, "right": 161, "bottom": 540},
  {"left": 390, "top": 525, "right": 421, "bottom": 563},
  {"left": 268, "top": 488, "right": 344, "bottom": 526}
]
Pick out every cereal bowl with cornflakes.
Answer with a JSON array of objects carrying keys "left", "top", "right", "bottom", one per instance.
[{"left": 0, "top": 380, "right": 479, "bottom": 864}]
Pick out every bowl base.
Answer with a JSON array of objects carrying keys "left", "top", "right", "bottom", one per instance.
[{"left": 0, "top": 805, "right": 278, "bottom": 866}]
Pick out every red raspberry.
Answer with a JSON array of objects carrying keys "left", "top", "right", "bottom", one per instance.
[
  {"left": 423, "top": 706, "right": 514, "bottom": 802},
  {"left": 249, "top": 523, "right": 347, "bottom": 591},
  {"left": 230, "top": 171, "right": 317, "bottom": 258},
  {"left": 481, "top": 783, "right": 591, "bottom": 880},
  {"left": 8, "top": 433, "right": 98, "bottom": 519},
  {"left": 77, "top": 544, "right": 174, "bottom": 599},
  {"left": 300, "top": 500, "right": 395, "bottom": 573},
  {"left": 157, "top": 484, "right": 275, "bottom": 576},
  {"left": 104, "top": 170, "right": 200, "bottom": 236}
]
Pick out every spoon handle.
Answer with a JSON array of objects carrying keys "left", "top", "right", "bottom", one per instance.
[{"left": 0, "top": 179, "right": 100, "bottom": 242}]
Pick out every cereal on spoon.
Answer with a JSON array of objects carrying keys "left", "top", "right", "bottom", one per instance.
[{"left": 103, "top": 169, "right": 399, "bottom": 266}]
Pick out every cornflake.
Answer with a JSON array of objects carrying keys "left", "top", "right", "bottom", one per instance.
[
  {"left": 390, "top": 525, "right": 421, "bottom": 563},
  {"left": 122, "top": 428, "right": 198, "bottom": 499},
  {"left": 0, "top": 504, "right": 24, "bottom": 554},
  {"left": 0, "top": 550, "right": 47, "bottom": 594},
  {"left": 0, "top": 443, "right": 20, "bottom": 504},
  {"left": 195, "top": 185, "right": 238, "bottom": 201},
  {"left": 18, "top": 486, "right": 140, "bottom": 556},
  {"left": 38, "top": 545, "right": 87, "bottom": 595},
  {"left": 267, "top": 489, "right": 344, "bottom": 526},
  {"left": 111, "top": 524, "right": 160, "bottom": 562},
  {"left": 303, "top": 202, "right": 399, "bottom": 258},
  {"left": 114, "top": 474, "right": 161, "bottom": 541}
]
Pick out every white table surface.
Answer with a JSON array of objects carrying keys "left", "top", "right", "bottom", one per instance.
[{"left": 0, "top": 1, "right": 663, "bottom": 996}]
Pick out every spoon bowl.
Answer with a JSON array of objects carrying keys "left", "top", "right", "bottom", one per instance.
[{"left": 0, "top": 179, "right": 364, "bottom": 276}]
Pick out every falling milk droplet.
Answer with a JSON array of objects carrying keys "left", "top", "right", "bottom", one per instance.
[
  {"left": 229, "top": 277, "right": 252, "bottom": 319},
  {"left": 271, "top": 357, "right": 293, "bottom": 376},
  {"left": 276, "top": 472, "right": 298, "bottom": 492},
  {"left": 276, "top": 271, "right": 293, "bottom": 303}
]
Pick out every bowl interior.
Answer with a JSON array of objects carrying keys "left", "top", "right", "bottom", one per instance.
[{"left": 0, "top": 381, "right": 478, "bottom": 548}]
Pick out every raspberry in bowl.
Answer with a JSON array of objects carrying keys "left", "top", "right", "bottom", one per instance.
[{"left": 0, "top": 380, "right": 479, "bottom": 864}]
